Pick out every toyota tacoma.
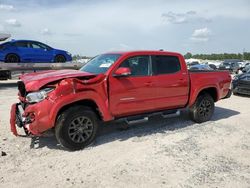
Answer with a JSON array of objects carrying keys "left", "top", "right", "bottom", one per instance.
[{"left": 10, "top": 51, "right": 232, "bottom": 150}]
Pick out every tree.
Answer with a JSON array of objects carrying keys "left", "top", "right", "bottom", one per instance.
[{"left": 184, "top": 52, "right": 192, "bottom": 59}]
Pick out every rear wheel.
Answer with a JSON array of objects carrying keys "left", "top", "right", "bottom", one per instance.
[
  {"left": 189, "top": 94, "right": 214, "bottom": 123},
  {"left": 55, "top": 106, "right": 99, "bottom": 150},
  {"left": 5, "top": 54, "right": 20, "bottom": 63},
  {"left": 54, "top": 55, "right": 66, "bottom": 63},
  {"left": 224, "top": 89, "right": 232, "bottom": 98}
]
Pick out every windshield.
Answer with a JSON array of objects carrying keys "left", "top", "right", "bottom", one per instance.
[
  {"left": 223, "top": 62, "right": 230, "bottom": 66},
  {"left": 80, "top": 54, "right": 121, "bottom": 74}
]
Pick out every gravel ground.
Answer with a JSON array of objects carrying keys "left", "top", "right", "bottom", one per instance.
[{"left": 0, "top": 80, "right": 249, "bottom": 188}]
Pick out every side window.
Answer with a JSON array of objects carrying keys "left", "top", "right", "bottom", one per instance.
[
  {"left": 38, "top": 42, "right": 50, "bottom": 50},
  {"left": 15, "top": 42, "right": 28, "bottom": 48},
  {"left": 152, "top": 55, "right": 181, "bottom": 75},
  {"left": 31, "top": 42, "right": 43, "bottom": 49},
  {"left": 119, "top": 56, "right": 150, "bottom": 76}
]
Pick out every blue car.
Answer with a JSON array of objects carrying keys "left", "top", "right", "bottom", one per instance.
[{"left": 0, "top": 40, "right": 72, "bottom": 63}]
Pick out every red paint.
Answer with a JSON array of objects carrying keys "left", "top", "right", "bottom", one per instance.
[
  {"left": 10, "top": 104, "right": 18, "bottom": 136},
  {"left": 10, "top": 51, "right": 231, "bottom": 136}
]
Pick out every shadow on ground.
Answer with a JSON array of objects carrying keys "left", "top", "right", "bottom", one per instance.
[{"left": 31, "top": 106, "right": 240, "bottom": 150}]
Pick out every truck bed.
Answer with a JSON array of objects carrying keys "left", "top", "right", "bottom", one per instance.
[{"left": 188, "top": 70, "right": 231, "bottom": 105}]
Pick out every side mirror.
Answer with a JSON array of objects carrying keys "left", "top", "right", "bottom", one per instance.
[{"left": 113, "top": 67, "right": 131, "bottom": 77}]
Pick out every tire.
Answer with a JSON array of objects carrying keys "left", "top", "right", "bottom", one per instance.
[
  {"left": 54, "top": 55, "right": 66, "bottom": 63},
  {"left": 224, "top": 89, "right": 232, "bottom": 99},
  {"left": 55, "top": 106, "right": 99, "bottom": 150},
  {"left": 233, "top": 91, "right": 238, "bottom": 95},
  {"left": 189, "top": 94, "right": 214, "bottom": 123},
  {"left": 5, "top": 54, "right": 20, "bottom": 63}
]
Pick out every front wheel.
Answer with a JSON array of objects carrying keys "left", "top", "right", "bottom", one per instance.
[
  {"left": 54, "top": 55, "right": 66, "bottom": 63},
  {"left": 189, "top": 94, "right": 214, "bottom": 123},
  {"left": 55, "top": 106, "right": 99, "bottom": 150}
]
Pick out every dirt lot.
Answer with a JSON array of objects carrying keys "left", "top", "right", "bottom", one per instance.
[{"left": 0, "top": 80, "right": 249, "bottom": 188}]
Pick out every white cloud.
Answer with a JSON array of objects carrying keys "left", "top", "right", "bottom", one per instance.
[
  {"left": 0, "top": 4, "right": 14, "bottom": 11},
  {"left": 191, "top": 27, "right": 211, "bottom": 42},
  {"left": 5, "top": 19, "right": 21, "bottom": 27},
  {"left": 41, "top": 28, "right": 52, "bottom": 35},
  {"left": 162, "top": 11, "right": 210, "bottom": 24}
]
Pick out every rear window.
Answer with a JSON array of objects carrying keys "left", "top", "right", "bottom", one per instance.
[
  {"left": 15, "top": 42, "right": 28, "bottom": 48},
  {"left": 152, "top": 55, "right": 181, "bottom": 75},
  {"left": 0, "top": 42, "right": 9, "bottom": 49}
]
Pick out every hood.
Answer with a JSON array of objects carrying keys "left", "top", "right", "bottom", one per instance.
[{"left": 20, "top": 69, "right": 95, "bottom": 91}]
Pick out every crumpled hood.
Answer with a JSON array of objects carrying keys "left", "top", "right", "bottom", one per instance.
[{"left": 20, "top": 69, "right": 95, "bottom": 92}]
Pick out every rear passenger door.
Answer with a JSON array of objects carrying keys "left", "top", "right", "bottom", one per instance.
[
  {"left": 151, "top": 55, "right": 189, "bottom": 109},
  {"left": 14, "top": 41, "right": 31, "bottom": 62}
]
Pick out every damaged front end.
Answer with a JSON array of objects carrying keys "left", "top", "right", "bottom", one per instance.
[
  {"left": 10, "top": 73, "right": 107, "bottom": 136},
  {"left": 10, "top": 81, "right": 40, "bottom": 136},
  {"left": 10, "top": 103, "right": 31, "bottom": 136}
]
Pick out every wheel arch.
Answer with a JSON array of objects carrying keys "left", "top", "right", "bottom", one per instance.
[
  {"left": 55, "top": 53, "right": 66, "bottom": 58},
  {"left": 5, "top": 53, "right": 20, "bottom": 62},
  {"left": 189, "top": 86, "right": 218, "bottom": 107},
  {"left": 56, "top": 99, "right": 102, "bottom": 122},
  {"left": 198, "top": 87, "right": 218, "bottom": 101}
]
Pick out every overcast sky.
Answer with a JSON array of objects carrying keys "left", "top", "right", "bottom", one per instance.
[{"left": 0, "top": 0, "right": 250, "bottom": 56}]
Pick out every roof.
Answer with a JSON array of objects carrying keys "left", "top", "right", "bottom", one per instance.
[
  {"left": 9, "top": 39, "right": 41, "bottom": 43},
  {"left": 104, "top": 50, "right": 182, "bottom": 57}
]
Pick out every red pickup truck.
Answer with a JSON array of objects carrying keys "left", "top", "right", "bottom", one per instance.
[{"left": 10, "top": 51, "right": 232, "bottom": 150}]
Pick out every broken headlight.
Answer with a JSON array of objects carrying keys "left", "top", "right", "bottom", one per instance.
[{"left": 26, "top": 88, "right": 54, "bottom": 103}]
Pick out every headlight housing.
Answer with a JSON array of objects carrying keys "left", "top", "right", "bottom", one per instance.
[
  {"left": 66, "top": 51, "right": 71, "bottom": 56},
  {"left": 26, "top": 88, "right": 54, "bottom": 103}
]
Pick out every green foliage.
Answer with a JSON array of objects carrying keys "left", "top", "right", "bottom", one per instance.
[
  {"left": 184, "top": 52, "right": 192, "bottom": 59},
  {"left": 72, "top": 55, "right": 92, "bottom": 61},
  {"left": 189, "top": 52, "right": 250, "bottom": 60}
]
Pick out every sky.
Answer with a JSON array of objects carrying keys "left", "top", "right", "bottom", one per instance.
[{"left": 0, "top": 0, "right": 250, "bottom": 56}]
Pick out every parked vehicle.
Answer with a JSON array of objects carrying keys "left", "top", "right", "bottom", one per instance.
[
  {"left": 0, "top": 40, "right": 72, "bottom": 63},
  {"left": 208, "top": 64, "right": 217, "bottom": 70},
  {"left": 242, "top": 64, "right": 250, "bottom": 73},
  {"left": 232, "top": 69, "right": 250, "bottom": 95},
  {"left": 219, "top": 61, "right": 240, "bottom": 73},
  {"left": 10, "top": 50, "right": 232, "bottom": 150},
  {"left": 187, "top": 61, "right": 199, "bottom": 68},
  {"left": 189, "top": 64, "right": 213, "bottom": 71}
]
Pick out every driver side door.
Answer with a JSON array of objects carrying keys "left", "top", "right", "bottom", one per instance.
[
  {"left": 109, "top": 55, "right": 157, "bottom": 117},
  {"left": 28, "top": 42, "right": 53, "bottom": 62}
]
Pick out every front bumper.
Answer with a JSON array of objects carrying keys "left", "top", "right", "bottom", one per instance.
[
  {"left": 10, "top": 104, "right": 18, "bottom": 136},
  {"left": 233, "top": 80, "right": 250, "bottom": 95},
  {"left": 10, "top": 103, "right": 33, "bottom": 136},
  {"left": 10, "top": 100, "right": 54, "bottom": 136},
  {"left": 233, "top": 87, "right": 250, "bottom": 95}
]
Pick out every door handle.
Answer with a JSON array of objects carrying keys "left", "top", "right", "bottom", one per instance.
[{"left": 144, "top": 82, "right": 153, "bottom": 86}]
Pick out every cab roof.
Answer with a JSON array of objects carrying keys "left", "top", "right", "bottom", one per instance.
[{"left": 104, "top": 50, "right": 182, "bottom": 57}]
